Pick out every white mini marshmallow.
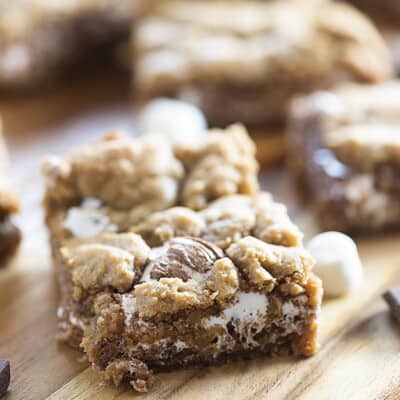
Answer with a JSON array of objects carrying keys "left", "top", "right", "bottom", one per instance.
[
  {"left": 138, "top": 98, "right": 207, "bottom": 145},
  {"left": 307, "top": 231, "right": 363, "bottom": 298},
  {"left": 63, "top": 198, "right": 116, "bottom": 238},
  {"left": 63, "top": 208, "right": 112, "bottom": 238}
]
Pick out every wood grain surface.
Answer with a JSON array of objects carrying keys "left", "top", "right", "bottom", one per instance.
[{"left": 0, "top": 74, "right": 400, "bottom": 400}]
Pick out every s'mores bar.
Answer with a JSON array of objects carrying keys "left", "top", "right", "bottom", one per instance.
[
  {"left": 288, "top": 81, "right": 400, "bottom": 233},
  {"left": 0, "top": 0, "right": 145, "bottom": 90},
  {"left": 133, "top": 0, "right": 392, "bottom": 127},
  {"left": 43, "top": 128, "right": 321, "bottom": 392},
  {"left": 43, "top": 125, "right": 259, "bottom": 346},
  {"left": 81, "top": 195, "right": 321, "bottom": 392},
  {"left": 0, "top": 128, "right": 20, "bottom": 265}
]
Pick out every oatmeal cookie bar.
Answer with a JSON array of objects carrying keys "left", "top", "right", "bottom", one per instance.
[
  {"left": 43, "top": 127, "right": 321, "bottom": 392},
  {"left": 72, "top": 193, "right": 321, "bottom": 392},
  {"left": 0, "top": 129, "right": 20, "bottom": 265},
  {"left": 0, "top": 0, "right": 146, "bottom": 90},
  {"left": 133, "top": 0, "right": 392, "bottom": 128},
  {"left": 43, "top": 125, "right": 258, "bottom": 346},
  {"left": 288, "top": 81, "right": 400, "bottom": 233}
]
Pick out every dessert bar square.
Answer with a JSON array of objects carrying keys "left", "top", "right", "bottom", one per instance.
[
  {"left": 288, "top": 81, "right": 400, "bottom": 233},
  {"left": 43, "top": 127, "right": 321, "bottom": 392},
  {"left": 133, "top": 0, "right": 392, "bottom": 127},
  {"left": 0, "top": 0, "right": 145, "bottom": 90},
  {"left": 43, "top": 125, "right": 259, "bottom": 346},
  {"left": 0, "top": 128, "right": 20, "bottom": 265},
  {"left": 80, "top": 195, "right": 321, "bottom": 392}
]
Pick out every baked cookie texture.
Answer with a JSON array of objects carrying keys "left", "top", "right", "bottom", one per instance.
[
  {"left": 133, "top": 0, "right": 392, "bottom": 127},
  {"left": 43, "top": 127, "right": 322, "bottom": 392},
  {"left": 0, "top": 0, "right": 147, "bottom": 90},
  {"left": 0, "top": 128, "right": 21, "bottom": 265},
  {"left": 288, "top": 80, "right": 400, "bottom": 233}
]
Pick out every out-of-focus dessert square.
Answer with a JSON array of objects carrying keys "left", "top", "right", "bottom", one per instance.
[
  {"left": 133, "top": 0, "right": 392, "bottom": 127},
  {"left": 288, "top": 81, "right": 400, "bottom": 233}
]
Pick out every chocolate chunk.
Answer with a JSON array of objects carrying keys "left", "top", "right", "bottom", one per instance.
[
  {"left": 383, "top": 287, "right": 400, "bottom": 323},
  {"left": 149, "top": 237, "right": 224, "bottom": 281},
  {"left": 0, "top": 218, "right": 21, "bottom": 266},
  {"left": 0, "top": 359, "right": 10, "bottom": 398}
]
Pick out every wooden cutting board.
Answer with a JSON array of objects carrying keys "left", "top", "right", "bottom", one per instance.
[{"left": 1, "top": 75, "right": 400, "bottom": 400}]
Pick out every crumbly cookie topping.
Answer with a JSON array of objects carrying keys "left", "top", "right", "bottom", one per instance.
[
  {"left": 61, "top": 232, "right": 150, "bottom": 297},
  {"left": 131, "top": 207, "right": 205, "bottom": 246},
  {"left": 226, "top": 236, "right": 314, "bottom": 295},
  {"left": 177, "top": 124, "right": 259, "bottom": 210},
  {"left": 43, "top": 126, "right": 258, "bottom": 223},
  {"left": 134, "top": 193, "right": 302, "bottom": 250},
  {"left": 70, "top": 132, "right": 183, "bottom": 210}
]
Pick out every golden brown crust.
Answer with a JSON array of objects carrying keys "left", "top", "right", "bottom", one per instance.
[
  {"left": 226, "top": 237, "right": 314, "bottom": 293},
  {"left": 178, "top": 124, "right": 259, "bottom": 209},
  {"left": 131, "top": 207, "right": 205, "bottom": 247},
  {"left": 135, "top": 277, "right": 212, "bottom": 319},
  {"left": 42, "top": 126, "right": 258, "bottom": 219},
  {"left": 134, "top": 193, "right": 303, "bottom": 250}
]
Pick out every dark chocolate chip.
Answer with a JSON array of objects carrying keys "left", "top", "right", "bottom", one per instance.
[
  {"left": 383, "top": 287, "right": 400, "bottom": 324},
  {"left": 0, "top": 218, "right": 21, "bottom": 267},
  {"left": 0, "top": 359, "right": 10, "bottom": 398}
]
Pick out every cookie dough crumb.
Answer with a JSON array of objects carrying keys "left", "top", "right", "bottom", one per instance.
[{"left": 104, "top": 358, "right": 153, "bottom": 392}]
